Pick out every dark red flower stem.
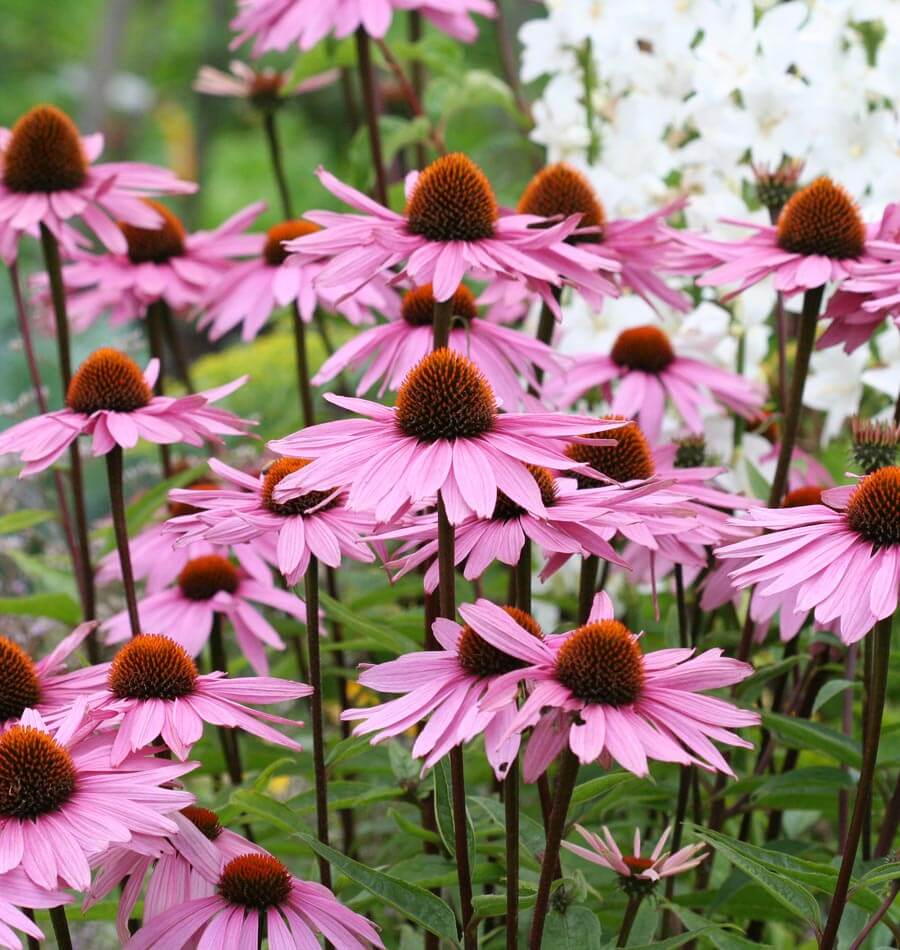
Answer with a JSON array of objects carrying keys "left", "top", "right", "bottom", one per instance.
[
  {"left": 617, "top": 894, "right": 644, "bottom": 947},
  {"left": 355, "top": 27, "right": 389, "bottom": 206},
  {"left": 820, "top": 615, "right": 893, "bottom": 949},
  {"left": 39, "top": 224, "right": 97, "bottom": 644},
  {"left": 146, "top": 301, "right": 173, "bottom": 477},
  {"left": 262, "top": 108, "right": 295, "bottom": 219},
  {"left": 49, "top": 906, "right": 73, "bottom": 950},
  {"left": 528, "top": 746, "right": 579, "bottom": 949},
  {"left": 105, "top": 445, "right": 141, "bottom": 637},
  {"left": 767, "top": 284, "right": 824, "bottom": 507}
]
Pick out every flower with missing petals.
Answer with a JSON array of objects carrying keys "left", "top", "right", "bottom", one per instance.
[
  {"left": 194, "top": 59, "right": 339, "bottom": 106},
  {"left": 0, "top": 348, "right": 253, "bottom": 476}
]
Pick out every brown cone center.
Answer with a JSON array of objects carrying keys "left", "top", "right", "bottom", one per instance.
[
  {"left": 108, "top": 635, "right": 198, "bottom": 700},
  {"left": 611, "top": 325, "right": 676, "bottom": 374},
  {"left": 218, "top": 853, "right": 292, "bottom": 909},
  {"left": 177, "top": 555, "right": 240, "bottom": 601},
  {"left": 402, "top": 284, "right": 478, "bottom": 327},
  {"left": 0, "top": 638, "right": 41, "bottom": 722},
  {"left": 555, "top": 620, "right": 645, "bottom": 706},
  {"left": 0, "top": 726, "right": 77, "bottom": 819},
  {"left": 406, "top": 153, "right": 498, "bottom": 243},
  {"left": 846, "top": 466, "right": 900, "bottom": 549},
  {"left": 263, "top": 220, "right": 320, "bottom": 267},
  {"left": 776, "top": 177, "right": 865, "bottom": 260},
  {"left": 457, "top": 606, "right": 543, "bottom": 678},
  {"left": 3, "top": 105, "right": 88, "bottom": 193},
  {"left": 66, "top": 348, "right": 153, "bottom": 414},
  {"left": 261, "top": 458, "right": 339, "bottom": 516},
  {"left": 120, "top": 199, "right": 186, "bottom": 264}
]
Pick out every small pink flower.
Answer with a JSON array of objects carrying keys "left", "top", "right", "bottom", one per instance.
[
  {"left": 0, "top": 349, "right": 254, "bottom": 477},
  {"left": 0, "top": 867, "right": 72, "bottom": 950},
  {"left": 102, "top": 553, "right": 307, "bottom": 674},
  {"left": 88, "top": 634, "right": 311, "bottom": 764},
  {"left": 0, "top": 703, "right": 195, "bottom": 890},
  {"left": 269, "top": 349, "right": 624, "bottom": 525},
  {"left": 717, "top": 468, "right": 900, "bottom": 644},
  {"left": 286, "top": 154, "right": 620, "bottom": 309},
  {"left": 343, "top": 602, "right": 548, "bottom": 779},
  {"left": 194, "top": 59, "right": 340, "bottom": 103},
  {"left": 312, "top": 282, "right": 563, "bottom": 410},
  {"left": 479, "top": 595, "right": 758, "bottom": 781},
  {"left": 231, "top": 0, "right": 496, "bottom": 54},
  {"left": 0, "top": 104, "right": 195, "bottom": 256}
]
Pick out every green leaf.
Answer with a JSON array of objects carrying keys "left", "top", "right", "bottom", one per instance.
[
  {"left": 289, "top": 780, "right": 404, "bottom": 814},
  {"left": 811, "top": 678, "right": 856, "bottom": 714},
  {"left": 628, "top": 928, "right": 731, "bottom": 950},
  {"left": 570, "top": 772, "right": 634, "bottom": 806},
  {"left": 696, "top": 828, "right": 821, "bottom": 925},
  {"left": 667, "top": 904, "right": 770, "bottom": 949},
  {"left": 229, "top": 789, "right": 298, "bottom": 833},
  {"left": 2, "top": 548, "right": 77, "bottom": 595},
  {"left": 294, "top": 833, "right": 460, "bottom": 945},
  {"left": 319, "top": 591, "right": 419, "bottom": 655},
  {"left": 469, "top": 795, "right": 545, "bottom": 861},
  {"left": 0, "top": 592, "right": 81, "bottom": 624},
  {"left": 541, "top": 905, "right": 603, "bottom": 948},
  {"left": 433, "top": 758, "right": 475, "bottom": 860},
  {"left": 753, "top": 766, "right": 853, "bottom": 810},
  {"left": 0, "top": 509, "right": 54, "bottom": 534},
  {"left": 390, "top": 808, "right": 441, "bottom": 846},
  {"left": 854, "top": 860, "right": 900, "bottom": 891},
  {"left": 472, "top": 889, "right": 537, "bottom": 919},
  {"left": 761, "top": 711, "right": 861, "bottom": 768},
  {"left": 325, "top": 733, "right": 374, "bottom": 769}
]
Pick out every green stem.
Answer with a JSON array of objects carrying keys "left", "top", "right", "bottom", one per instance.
[
  {"left": 262, "top": 109, "right": 295, "bottom": 219},
  {"left": 292, "top": 302, "right": 316, "bottom": 427},
  {"left": 105, "top": 446, "right": 141, "bottom": 637}
]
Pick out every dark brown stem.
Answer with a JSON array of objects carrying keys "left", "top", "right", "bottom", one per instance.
[
  {"left": 146, "top": 302, "right": 173, "bottom": 477},
  {"left": 875, "top": 772, "right": 900, "bottom": 858},
  {"left": 210, "top": 615, "right": 244, "bottom": 786},
  {"left": 493, "top": 0, "right": 534, "bottom": 128},
  {"left": 105, "top": 446, "right": 141, "bottom": 637},
  {"left": 408, "top": 11, "right": 427, "bottom": 169},
  {"left": 849, "top": 880, "right": 899, "bottom": 950},
  {"left": 617, "top": 894, "right": 644, "bottom": 947},
  {"left": 767, "top": 285, "right": 824, "bottom": 507},
  {"left": 49, "top": 905, "right": 73, "bottom": 950},
  {"left": 533, "top": 300, "right": 557, "bottom": 388},
  {"left": 304, "top": 555, "right": 332, "bottom": 888},
  {"left": 820, "top": 616, "right": 893, "bottom": 949},
  {"left": 577, "top": 555, "right": 599, "bottom": 625},
  {"left": 356, "top": 28, "right": 389, "bottom": 206},
  {"left": 433, "top": 297, "right": 454, "bottom": 350},
  {"left": 291, "top": 302, "right": 316, "bottom": 428},
  {"left": 159, "top": 303, "right": 194, "bottom": 393},
  {"left": 21, "top": 908, "right": 39, "bottom": 950},
  {"left": 262, "top": 108, "right": 295, "bottom": 218},
  {"left": 528, "top": 747, "right": 579, "bottom": 949}
]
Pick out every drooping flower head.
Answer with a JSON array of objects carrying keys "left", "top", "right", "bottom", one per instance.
[
  {"left": 0, "top": 349, "right": 254, "bottom": 476},
  {"left": 312, "top": 282, "right": 563, "bottom": 409},
  {"left": 194, "top": 59, "right": 339, "bottom": 107},
  {"left": 0, "top": 104, "right": 195, "bottom": 256},
  {"left": 284, "top": 154, "right": 620, "bottom": 312},
  {"left": 717, "top": 466, "right": 900, "bottom": 643},
  {"left": 343, "top": 603, "right": 546, "bottom": 779},
  {"left": 268, "top": 348, "right": 624, "bottom": 525},
  {"left": 478, "top": 595, "right": 759, "bottom": 781}
]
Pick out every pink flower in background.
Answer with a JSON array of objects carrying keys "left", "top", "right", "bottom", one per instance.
[
  {"left": 128, "top": 849, "right": 383, "bottom": 949},
  {"left": 0, "top": 703, "right": 195, "bottom": 890},
  {"left": 197, "top": 219, "right": 400, "bottom": 342},
  {"left": 717, "top": 468, "right": 900, "bottom": 643},
  {"left": 286, "top": 155, "right": 619, "bottom": 311},
  {"left": 0, "top": 104, "right": 195, "bottom": 256},
  {"left": 0, "top": 868, "right": 72, "bottom": 950},
  {"left": 343, "top": 602, "right": 547, "bottom": 779},
  {"left": 268, "top": 349, "right": 624, "bottom": 525},
  {"left": 231, "top": 0, "right": 496, "bottom": 53},
  {"left": 479, "top": 594, "right": 758, "bottom": 781},
  {"left": 0, "top": 349, "right": 253, "bottom": 476},
  {"left": 0, "top": 623, "right": 107, "bottom": 726},
  {"left": 312, "top": 283, "right": 562, "bottom": 409},
  {"left": 166, "top": 458, "right": 375, "bottom": 586},
  {"left": 194, "top": 59, "right": 340, "bottom": 102},
  {"left": 102, "top": 553, "right": 307, "bottom": 674}
]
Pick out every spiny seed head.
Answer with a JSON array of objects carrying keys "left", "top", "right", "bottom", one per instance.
[
  {"left": 752, "top": 158, "right": 804, "bottom": 213},
  {"left": 181, "top": 805, "right": 223, "bottom": 840},
  {"left": 783, "top": 486, "right": 824, "bottom": 508},
  {"left": 108, "top": 635, "right": 198, "bottom": 700},
  {"left": 776, "top": 176, "right": 865, "bottom": 260},
  {"left": 218, "top": 853, "right": 292, "bottom": 909},
  {"left": 611, "top": 325, "right": 676, "bottom": 374},
  {"left": 177, "top": 555, "right": 240, "bottom": 601},
  {"left": 168, "top": 480, "right": 220, "bottom": 518},
  {"left": 261, "top": 457, "right": 338, "bottom": 516},
  {"left": 673, "top": 434, "right": 707, "bottom": 469},
  {"left": 492, "top": 465, "right": 558, "bottom": 520},
  {"left": 401, "top": 284, "right": 478, "bottom": 327},
  {"left": 395, "top": 349, "right": 496, "bottom": 442},
  {"left": 566, "top": 419, "right": 655, "bottom": 489},
  {"left": 3, "top": 105, "right": 88, "bottom": 193},
  {"left": 263, "top": 220, "right": 319, "bottom": 267},
  {"left": 555, "top": 620, "right": 645, "bottom": 706},
  {"left": 0, "top": 726, "right": 77, "bottom": 819},
  {"left": 851, "top": 418, "right": 900, "bottom": 474},
  {"left": 406, "top": 153, "right": 498, "bottom": 243},
  {"left": 66, "top": 348, "right": 153, "bottom": 414},
  {"left": 0, "top": 637, "right": 40, "bottom": 722},
  {"left": 846, "top": 466, "right": 900, "bottom": 549},
  {"left": 457, "top": 606, "right": 543, "bottom": 678},
  {"left": 517, "top": 162, "right": 605, "bottom": 241},
  {"left": 120, "top": 199, "right": 186, "bottom": 264}
]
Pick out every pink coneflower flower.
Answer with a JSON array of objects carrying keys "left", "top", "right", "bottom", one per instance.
[
  {"left": 716, "top": 467, "right": 900, "bottom": 644},
  {"left": 312, "top": 283, "right": 562, "bottom": 409},
  {"left": 165, "top": 458, "right": 375, "bottom": 586},
  {"left": 673, "top": 177, "right": 900, "bottom": 296},
  {"left": 102, "top": 553, "right": 307, "bottom": 674},
  {"left": 0, "top": 868, "right": 72, "bottom": 950},
  {"left": 194, "top": 59, "right": 339, "bottom": 104},
  {"left": 196, "top": 219, "right": 399, "bottom": 342},
  {"left": 343, "top": 602, "right": 547, "bottom": 779},
  {"left": 128, "top": 849, "right": 383, "bottom": 949},
  {"left": 0, "top": 104, "right": 195, "bottom": 255},
  {"left": 0, "top": 348, "right": 253, "bottom": 477},
  {"left": 479, "top": 595, "right": 758, "bottom": 781},
  {"left": 0, "top": 703, "right": 194, "bottom": 890},
  {"left": 88, "top": 634, "right": 311, "bottom": 764},
  {"left": 0, "top": 622, "right": 107, "bottom": 727},
  {"left": 563, "top": 824, "right": 706, "bottom": 891},
  {"left": 45, "top": 200, "right": 263, "bottom": 331},
  {"left": 548, "top": 322, "right": 763, "bottom": 442},
  {"left": 268, "top": 349, "right": 624, "bottom": 524},
  {"left": 286, "top": 154, "right": 620, "bottom": 309},
  {"left": 231, "top": 0, "right": 496, "bottom": 53},
  {"left": 517, "top": 163, "right": 692, "bottom": 312}
]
